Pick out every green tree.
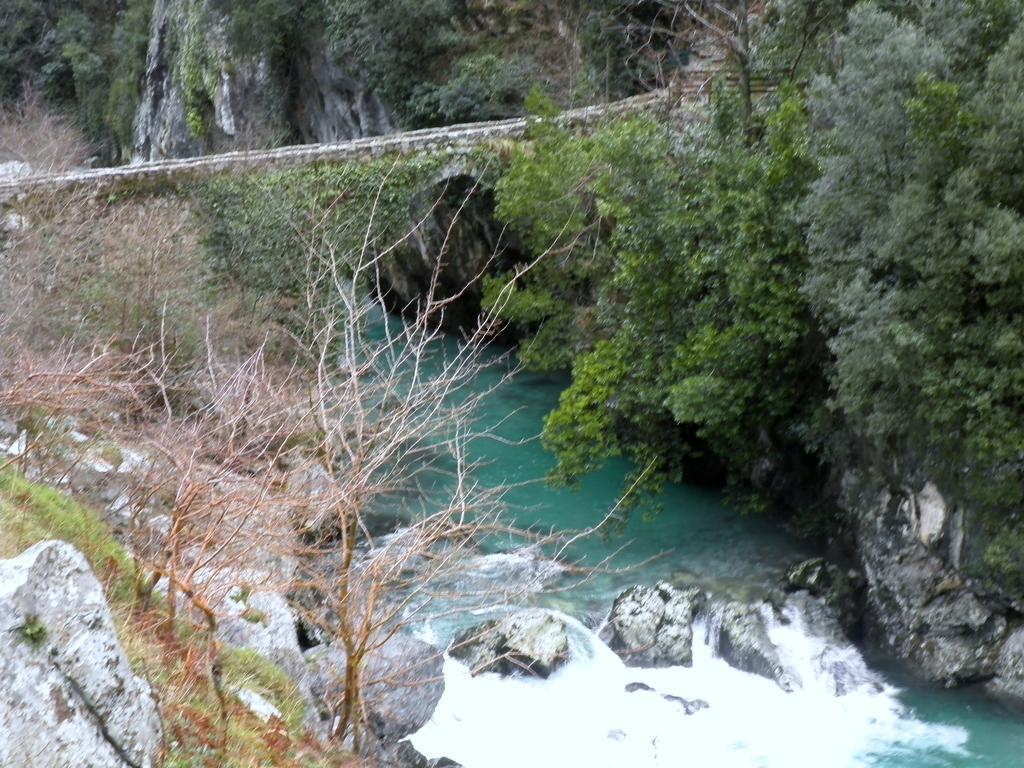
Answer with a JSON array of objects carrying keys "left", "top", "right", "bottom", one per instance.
[
  {"left": 407, "top": 53, "right": 533, "bottom": 126},
  {"left": 492, "top": 94, "right": 822, "bottom": 510},
  {"left": 0, "top": 0, "right": 50, "bottom": 102},
  {"left": 325, "top": 0, "right": 464, "bottom": 126},
  {"left": 805, "top": 3, "right": 1024, "bottom": 564},
  {"left": 0, "top": 0, "right": 153, "bottom": 162}
]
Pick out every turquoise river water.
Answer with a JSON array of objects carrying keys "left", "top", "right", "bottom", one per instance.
[{"left": 384, "top": 330, "right": 1024, "bottom": 767}]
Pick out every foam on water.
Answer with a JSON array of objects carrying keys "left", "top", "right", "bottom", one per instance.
[{"left": 408, "top": 609, "right": 969, "bottom": 768}]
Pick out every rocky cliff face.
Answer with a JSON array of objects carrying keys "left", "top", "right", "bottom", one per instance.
[
  {"left": 133, "top": 0, "right": 393, "bottom": 161},
  {"left": 839, "top": 470, "right": 1023, "bottom": 703}
]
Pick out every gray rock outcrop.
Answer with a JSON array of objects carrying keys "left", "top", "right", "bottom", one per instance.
[
  {"left": 451, "top": 610, "right": 569, "bottom": 678},
  {"left": 378, "top": 174, "right": 525, "bottom": 333},
  {"left": 133, "top": 0, "right": 393, "bottom": 161},
  {"left": 219, "top": 588, "right": 314, "bottom": 704},
  {"left": 600, "top": 582, "right": 703, "bottom": 667},
  {"left": 0, "top": 161, "right": 32, "bottom": 182},
  {"left": 364, "top": 634, "right": 446, "bottom": 748},
  {"left": 291, "top": 40, "right": 394, "bottom": 144},
  {"left": 986, "top": 627, "right": 1024, "bottom": 704},
  {"left": 784, "top": 556, "right": 865, "bottom": 636},
  {"left": 841, "top": 473, "right": 1016, "bottom": 691},
  {"left": 307, "top": 633, "right": 445, "bottom": 767},
  {"left": 705, "top": 600, "right": 795, "bottom": 691},
  {"left": 625, "top": 682, "right": 709, "bottom": 714},
  {"left": 0, "top": 541, "right": 162, "bottom": 768}
]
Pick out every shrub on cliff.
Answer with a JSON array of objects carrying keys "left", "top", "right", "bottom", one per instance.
[
  {"left": 488, "top": 98, "right": 823, "bottom": 512},
  {"left": 806, "top": 7, "right": 1024, "bottom": 513}
]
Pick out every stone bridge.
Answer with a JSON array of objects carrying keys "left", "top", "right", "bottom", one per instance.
[
  {"left": 1, "top": 88, "right": 698, "bottom": 333},
  {"left": 1, "top": 89, "right": 692, "bottom": 204}
]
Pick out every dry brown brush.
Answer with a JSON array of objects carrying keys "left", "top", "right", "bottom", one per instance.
[{"left": 0, "top": 132, "right": 568, "bottom": 764}]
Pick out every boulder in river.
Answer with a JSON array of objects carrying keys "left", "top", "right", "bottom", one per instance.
[
  {"left": 306, "top": 632, "right": 445, "bottom": 767},
  {"left": 784, "top": 556, "right": 865, "bottom": 637},
  {"left": 601, "top": 582, "right": 703, "bottom": 667},
  {"left": 706, "top": 600, "right": 795, "bottom": 691},
  {"left": 451, "top": 610, "right": 569, "bottom": 678},
  {"left": 364, "top": 633, "right": 446, "bottom": 745},
  {"left": 0, "top": 541, "right": 162, "bottom": 768},
  {"left": 785, "top": 558, "right": 832, "bottom": 594},
  {"left": 662, "top": 693, "right": 710, "bottom": 714},
  {"left": 625, "top": 682, "right": 709, "bottom": 715}
]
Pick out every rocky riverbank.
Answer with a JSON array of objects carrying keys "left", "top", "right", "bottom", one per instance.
[
  {"left": 4, "top": 397, "right": 1023, "bottom": 768},
  {"left": 835, "top": 470, "right": 1024, "bottom": 706}
]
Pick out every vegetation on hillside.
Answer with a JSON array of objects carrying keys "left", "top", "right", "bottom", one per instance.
[
  {"left": 0, "top": 0, "right": 152, "bottom": 162},
  {"left": 4, "top": 0, "right": 1023, "bottom": 614},
  {"left": 483, "top": 0, "right": 1024, "bottom": 590},
  {"left": 0, "top": 473, "right": 353, "bottom": 767},
  {"left": 0, "top": 0, "right": 742, "bottom": 160},
  {"left": 1, "top": 99, "right": 524, "bottom": 760}
]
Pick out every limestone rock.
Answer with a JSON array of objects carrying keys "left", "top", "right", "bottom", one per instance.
[
  {"left": 0, "top": 417, "right": 18, "bottom": 441},
  {"left": 0, "top": 161, "right": 32, "bottom": 182},
  {"left": 915, "top": 481, "right": 948, "bottom": 549},
  {"left": 133, "top": 0, "right": 392, "bottom": 161},
  {"left": 841, "top": 473, "right": 1010, "bottom": 688},
  {"left": 219, "top": 589, "right": 312, "bottom": 704},
  {"left": 2, "top": 211, "right": 27, "bottom": 234},
  {"left": 600, "top": 582, "right": 702, "bottom": 667},
  {"left": 624, "top": 681, "right": 655, "bottom": 693},
  {"left": 307, "top": 633, "right": 444, "bottom": 767},
  {"left": 624, "top": 682, "right": 708, "bottom": 715},
  {"left": 0, "top": 541, "right": 162, "bottom": 768},
  {"left": 662, "top": 693, "right": 710, "bottom": 714},
  {"left": 451, "top": 610, "right": 569, "bottom": 678},
  {"left": 364, "top": 634, "right": 446, "bottom": 745},
  {"left": 291, "top": 40, "right": 394, "bottom": 144},
  {"left": 706, "top": 600, "right": 795, "bottom": 691},
  {"left": 234, "top": 688, "right": 282, "bottom": 723},
  {"left": 986, "top": 627, "right": 1024, "bottom": 704},
  {"left": 783, "top": 557, "right": 864, "bottom": 637}
]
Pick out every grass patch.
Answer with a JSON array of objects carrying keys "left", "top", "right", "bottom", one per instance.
[
  {"left": 223, "top": 647, "right": 308, "bottom": 732},
  {"left": 0, "top": 471, "right": 134, "bottom": 600}
]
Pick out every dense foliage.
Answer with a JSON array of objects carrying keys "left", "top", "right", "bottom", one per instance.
[
  {"left": 487, "top": 0, "right": 1024, "bottom": 587},
  {"left": 805, "top": 2, "right": 1024, "bottom": 589},
  {"left": 0, "top": 0, "right": 151, "bottom": 160},
  {"left": 5, "top": 0, "right": 1024, "bottom": 590},
  {"left": 489, "top": 94, "right": 823, "bottom": 514},
  {"left": 0, "top": 0, "right": 691, "bottom": 158},
  {"left": 0, "top": 1, "right": 751, "bottom": 156},
  {"left": 321, "top": 0, "right": 679, "bottom": 127},
  {"left": 197, "top": 151, "right": 450, "bottom": 323}
]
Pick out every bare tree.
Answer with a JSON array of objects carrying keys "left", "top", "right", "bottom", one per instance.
[
  {"left": 0, "top": 124, "right": 590, "bottom": 763},
  {"left": 0, "top": 87, "right": 92, "bottom": 173},
  {"left": 280, "top": 177, "right": 525, "bottom": 751}
]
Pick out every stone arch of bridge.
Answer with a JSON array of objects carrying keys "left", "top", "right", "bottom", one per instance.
[{"left": 377, "top": 167, "right": 525, "bottom": 334}]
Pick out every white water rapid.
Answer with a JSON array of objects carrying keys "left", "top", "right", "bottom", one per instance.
[{"left": 408, "top": 603, "right": 969, "bottom": 768}]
